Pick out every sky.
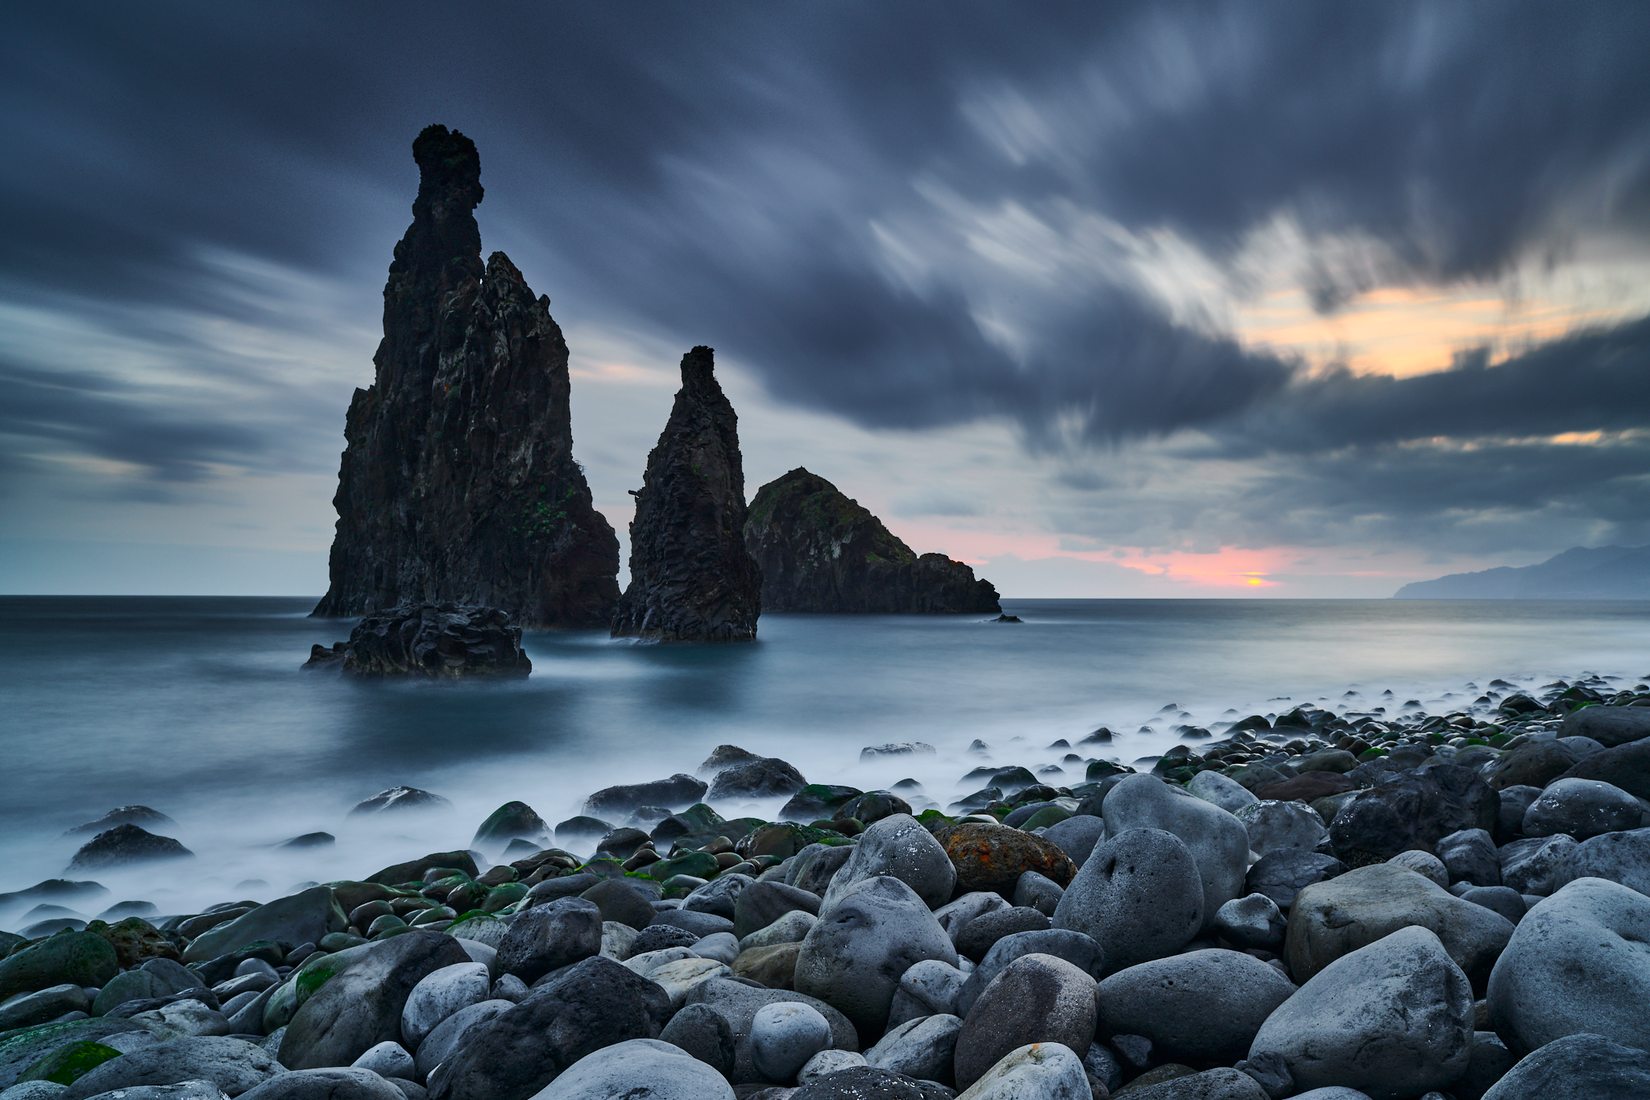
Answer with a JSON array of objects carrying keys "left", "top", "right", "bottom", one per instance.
[{"left": 2, "top": 2, "right": 1648, "bottom": 598}]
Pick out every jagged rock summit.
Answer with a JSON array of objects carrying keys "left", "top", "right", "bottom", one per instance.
[
  {"left": 313, "top": 124, "right": 619, "bottom": 628},
  {"left": 745, "top": 467, "right": 1002, "bottom": 614},
  {"left": 611, "top": 346, "right": 762, "bottom": 641}
]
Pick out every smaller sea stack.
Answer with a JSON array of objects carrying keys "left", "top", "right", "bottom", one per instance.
[{"left": 611, "top": 347, "right": 762, "bottom": 641}]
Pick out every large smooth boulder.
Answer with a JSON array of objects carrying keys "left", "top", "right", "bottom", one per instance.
[
  {"left": 957, "top": 929, "right": 1103, "bottom": 1017},
  {"left": 1328, "top": 766, "right": 1496, "bottom": 866},
  {"left": 954, "top": 1042, "right": 1090, "bottom": 1099},
  {"left": 1556, "top": 737, "right": 1650, "bottom": 800},
  {"left": 1097, "top": 949, "right": 1295, "bottom": 1066},
  {"left": 1562, "top": 705, "right": 1650, "bottom": 747},
  {"left": 1042, "top": 815, "right": 1105, "bottom": 867},
  {"left": 279, "top": 931, "right": 470, "bottom": 1070},
  {"left": 1187, "top": 771, "right": 1259, "bottom": 815},
  {"left": 1235, "top": 801, "right": 1327, "bottom": 856},
  {"left": 954, "top": 954, "right": 1097, "bottom": 1089},
  {"left": 239, "top": 1068, "right": 405, "bottom": 1100},
  {"left": 182, "top": 888, "right": 348, "bottom": 964},
  {"left": 937, "top": 822, "right": 1076, "bottom": 894},
  {"left": 427, "top": 956, "right": 669, "bottom": 1100},
  {"left": 1487, "top": 876, "right": 1650, "bottom": 1053},
  {"left": 1101, "top": 776, "right": 1247, "bottom": 930},
  {"left": 821, "top": 815, "right": 955, "bottom": 910},
  {"left": 1052, "top": 828, "right": 1201, "bottom": 972},
  {"left": 1522, "top": 778, "right": 1646, "bottom": 839},
  {"left": 496, "top": 897, "right": 602, "bottom": 982},
  {"left": 62, "top": 1037, "right": 281, "bottom": 1099},
  {"left": 795, "top": 875, "right": 956, "bottom": 1037},
  {"left": 1561, "top": 827, "right": 1650, "bottom": 897},
  {"left": 1247, "top": 927, "right": 1474, "bottom": 1100},
  {"left": 1481, "top": 1031, "right": 1650, "bottom": 1099},
  {"left": 0, "top": 933, "right": 118, "bottom": 1003},
  {"left": 401, "top": 961, "right": 490, "bottom": 1047},
  {"left": 532, "top": 1037, "right": 735, "bottom": 1099},
  {"left": 1285, "top": 863, "right": 1515, "bottom": 983}
]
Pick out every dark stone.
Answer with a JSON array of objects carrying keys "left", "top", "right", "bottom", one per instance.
[
  {"left": 1561, "top": 705, "right": 1650, "bottom": 747},
  {"left": 348, "top": 786, "right": 452, "bottom": 816},
  {"left": 1252, "top": 772, "right": 1354, "bottom": 802},
  {"left": 744, "top": 467, "right": 1000, "bottom": 613},
  {"left": 366, "top": 850, "right": 479, "bottom": 887},
  {"left": 63, "top": 806, "right": 176, "bottom": 838},
  {"left": 583, "top": 775, "right": 709, "bottom": 818},
  {"left": 1486, "top": 740, "right": 1582, "bottom": 790},
  {"left": 306, "top": 604, "right": 530, "bottom": 678},
  {"left": 1329, "top": 765, "right": 1497, "bottom": 866},
  {"left": 1556, "top": 737, "right": 1650, "bottom": 801},
  {"left": 953, "top": 953, "right": 1098, "bottom": 1089},
  {"left": 66, "top": 825, "right": 192, "bottom": 872},
  {"left": 471, "top": 801, "right": 550, "bottom": 847},
  {"left": 313, "top": 124, "right": 618, "bottom": 627},
  {"left": 955, "top": 905, "right": 1051, "bottom": 961},
  {"left": 1245, "top": 850, "right": 1346, "bottom": 910},
  {"left": 497, "top": 897, "right": 602, "bottom": 982},
  {"left": 426, "top": 956, "right": 670, "bottom": 1100},
  {"left": 279, "top": 931, "right": 470, "bottom": 1070},
  {"left": 708, "top": 757, "right": 807, "bottom": 800},
  {"left": 733, "top": 881, "right": 822, "bottom": 940},
  {"left": 610, "top": 345, "right": 761, "bottom": 641},
  {"left": 790, "top": 1066, "right": 949, "bottom": 1099},
  {"left": 1481, "top": 1031, "right": 1650, "bottom": 1098}
]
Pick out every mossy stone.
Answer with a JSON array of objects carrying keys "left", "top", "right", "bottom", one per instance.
[{"left": 19, "top": 1040, "right": 121, "bottom": 1085}]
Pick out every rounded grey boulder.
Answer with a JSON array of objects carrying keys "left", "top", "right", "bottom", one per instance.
[
  {"left": 954, "top": 1042, "right": 1090, "bottom": 1099},
  {"left": 750, "top": 1001, "right": 833, "bottom": 1083},
  {"left": 1486, "top": 876, "right": 1650, "bottom": 1053},
  {"left": 496, "top": 897, "right": 602, "bottom": 983},
  {"left": 954, "top": 953, "right": 1098, "bottom": 1089},
  {"left": 1248, "top": 926, "right": 1473, "bottom": 1100},
  {"left": 865, "top": 1013, "right": 961, "bottom": 1083},
  {"left": 532, "top": 1037, "right": 735, "bottom": 1099},
  {"left": 1235, "top": 800, "right": 1327, "bottom": 856},
  {"left": 1097, "top": 949, "right": 1295, "bottom": 1065},
  {"left": 62, "top": 1037, "right": 282, "bottom": 1100},
  {"left": 794, "top": 874, "right": 957, "bottom": 1038},
  {"left": 1102, "top": 775, "right": 1247, "bottom": 931},
  {"left": 239, "top": 1068, "right": 405, "bottom": 1100},
  {"left": 1480, "top": 1031, "right": 1650, "bottom": 1099},
  {"left": 1522, "top": 778, "right": 1646, "bottom": 839},
  {"left": 821, "top": 814, "right": 956, "bottom": 910},
  {"left": 1285, "top": 862, "right": 1514, "bottom": 984},
  {"left": 1052, "top": 828, "right": 1202, "bottom": 972},
  {"left": 1561, "top": 826, "right": 1650, "bottom": 898}
]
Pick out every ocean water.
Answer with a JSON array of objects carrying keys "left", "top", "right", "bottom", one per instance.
[{"left": 1, "top": 595, "right": 1645, "bottom": 921}]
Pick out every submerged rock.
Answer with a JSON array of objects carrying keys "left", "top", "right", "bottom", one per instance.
[
  {"left": 611, "top": 346, "right": 762, "bottom": 642},
  {"left": 744, "top": 467, "right": 1000, "bottom": 613},
  {"left": 313, "top": 123, "right": 618, "bottom": 628},
  {"left": 306, "top": 603, "right": 531, "bottom": 678}
]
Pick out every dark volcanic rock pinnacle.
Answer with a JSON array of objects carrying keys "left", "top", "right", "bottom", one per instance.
[
  {"left": 744, "top": 467, "right": 1001, "bottom": 613},
  {"left": 313, "top": 124, "right": 618, "bottom": 628},
  {"left": 611, "top": 346, "right": 762, "bottom": 641}
]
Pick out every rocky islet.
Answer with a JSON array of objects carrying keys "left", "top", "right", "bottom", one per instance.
[{"left": 4, "top": 681, "right": 1650, "bottom": 1096}]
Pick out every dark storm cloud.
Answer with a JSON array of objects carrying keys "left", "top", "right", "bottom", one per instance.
[
  {"left": 2, "top": 0, "right": 1648, "bottom": 574},
  {"left": 1217, "top": 315, "right": 1650, "bottom": 455}
]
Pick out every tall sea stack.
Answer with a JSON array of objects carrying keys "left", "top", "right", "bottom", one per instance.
[
  {"left": 746, "top": 467, "right": 1002, "bottom": 613},
  {"left": 611, "top": 347, "right": 762, "bottom": 641},
  {"left": 313, "top": 125, "right": 619, "bottom": 627}
]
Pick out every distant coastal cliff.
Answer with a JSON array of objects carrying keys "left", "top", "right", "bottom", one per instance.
[{"left": 1394, "top": 545, "right": 1649, "bottom": 600}]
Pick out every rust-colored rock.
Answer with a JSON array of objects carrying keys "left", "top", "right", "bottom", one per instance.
[{"left": 938, "top": 821, "right": 1077, "bottom": 894}]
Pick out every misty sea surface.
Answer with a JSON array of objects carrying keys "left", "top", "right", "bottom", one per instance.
[{"left": 2, "top": 595, "right": 1646, "bottom": 920}]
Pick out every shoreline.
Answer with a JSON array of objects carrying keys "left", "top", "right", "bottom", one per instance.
[{"left": 2, "top": 673, "right": 1649, "bottom": 1095}]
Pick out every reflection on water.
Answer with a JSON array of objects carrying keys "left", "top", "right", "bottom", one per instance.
[{"left": 0, "top": 595, "right": 1645, "bottom": 916}]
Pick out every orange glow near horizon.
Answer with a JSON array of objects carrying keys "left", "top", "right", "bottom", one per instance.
[{"left": 1234, "top": 285, "right": 1627, "bottom": 379}]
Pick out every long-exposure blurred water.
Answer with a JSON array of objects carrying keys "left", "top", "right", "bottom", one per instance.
[{"left": 1, "top": 595, "right": 1645, "bottom": 920}]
